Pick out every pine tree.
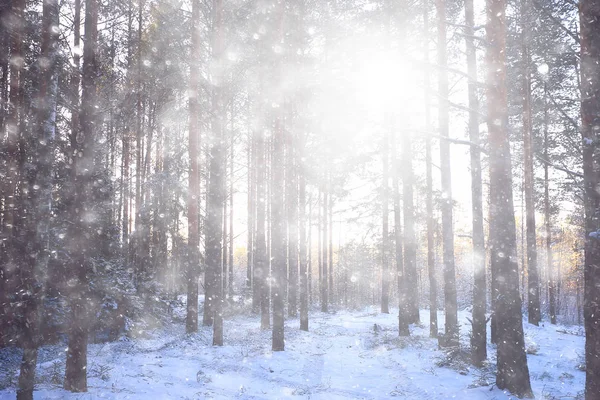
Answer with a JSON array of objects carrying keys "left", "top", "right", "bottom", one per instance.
[
  {"left": 486, "top": 0, "right": 533, "bottom": 395},
  {"left": 580, "top": 1, "right": 600, "bottom": 397}
]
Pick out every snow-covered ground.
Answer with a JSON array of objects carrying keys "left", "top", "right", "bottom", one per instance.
[{"left": 0, "top": 307, "right": 585, "bottom": 399}]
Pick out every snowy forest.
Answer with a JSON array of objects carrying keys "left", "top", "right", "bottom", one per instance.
[{"left": 0, "top": 0, "right": 599, "bottom": 398}]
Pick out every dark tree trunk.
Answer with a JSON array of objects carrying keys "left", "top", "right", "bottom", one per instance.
[
  {"left": 17, "top": 0, "right": 58, "bottom": 396},
  {"left": 486, "top": 0, "right": 533, "bottom": 395},
  {"left": 402, "top": 129, "right": 419, "bottom": 324},
  {"left": 321, "top": 187, "right": 329, "bottom": 312},
  {"left": 299, "top": 137, "right": 308, "bottom": 330},
  {"left": 228, "top": 112, "right": 234, "bottom": 299},
  {"left": 209, "top": 0, "right": 225, "bottom": 346},
  {"left": 256, "top": 127, "right": 270, "bottom": 329},
  {"left": 188, "top": 0, "right": 200, "bottom": 332},
  {"left": 436, "top": 0, "right": 458, "bottom": 347},
  {"left": 381, "top": 133, "right": 390, "bottom": 314},
  {"left": 64, "top": 0, "right": 98, "bottom": 391},
  {"left": 288, "top": 124, "right": 298, "bottom": 317},
  {"left": 247, "top": 123, "right": 255, "bottom": 290},
  {"left": 544, "top": 83, "right": 556, "bottom": 325},
  {"left": 391, "top": 130, "right": 410, "bottom": 337},
  {"left": 423, "top": 0, "right": 437, "bottom": 339},
  {"left": 465, "top": 0, "right": 487, "bottom": 365},
  {"left": 521, "top": 0, "right": 541, "bottom": 327},
  {"left": 328, "top": 178, "right": 333, "bottom": 306}
]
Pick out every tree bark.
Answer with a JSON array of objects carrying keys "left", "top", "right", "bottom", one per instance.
[
  {"left": 64, "top": 0, "right": 98, "bottom": 391},
  {"left": 188, "top": 0, "right": 200, "bottom": 332},
  {"left": 436, "top": 0, "right": 458, "bottom": 347},
  {"left": 580, "top": 3, "right": 600, "bottom": 396},
  {"left": 288, "top": 121, "right": 299, "bottom": 317},
  {"left": 465, "top": 0, "right": 487, "bottom": 365},
  {"left": 209, "top": 0, "right": 225, "bottom": 346},
  {"left": 423, "top": 0, "right": 437, "bottom": 339},
  {"left": 521, "top": 0, "right": 541, "bottom": 326},
  {"left": 381, "top": 133, "right": 390, "bottom": 314},
  {"left": 391, "top": 130, "right": 410, "bottom": 337},
  {"left": 299, "top": 136, "right": 308, "bottom": 330},
  {"left": 486, "top": 0, "right": 533, "bottom": 395},
  {"left": 544, "top": 83, "right": 557, "bottom": 325}
]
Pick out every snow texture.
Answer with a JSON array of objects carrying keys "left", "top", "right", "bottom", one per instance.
[{"left": 0, "top": 307, "right": 584, "bottom": 399}]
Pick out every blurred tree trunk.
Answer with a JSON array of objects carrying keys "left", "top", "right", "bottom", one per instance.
[
  {"left": 321, "top": 185, "right": 329, "bottom": 312},
  {"left": 436, "top": 0, "right": 458, "bottom": 347},
  {"left": 299, "top": 133, "right": 308, "bottom": 330},
  {"left": 255, "top": 126, "right": 270, "bottom": 329},
  {"left": 0, "top": 0, "right": 18, "bottom": 349},
  {"left": 544, "top": 83, "right": 556, "bottom": 325},
  {"left": 247, "top": 122, "right": 255, "bottom": 291},
  {"left": 486, "top": 0, "right": 533, "bottom": 395},
  {"left": 288, "top": 132, "right": 299, "bottom": 317},
  {"left": 391, "top": 130, "right": 409, "bottom": 336},
  {"left": 228, "top": 109, "right": 234, "bottom": 299},
  {"left": 209, "top": 0, "right": 225, "bottom": 346},
  {"left": 188, "top": 0, "right": 200, "bottom": 332},
  {"left": 402, "top": 129, "right": 419, "bottom": 324},
  {"left": 423, "top": 0, "right": 437, "bottom": 339},
  {"left": 465, "top": 0, "right": 487, "bottom": 365},
  {"left": 381, "top": 133, "right": 390, "bottom": 314},
  {"left": 521, "top": 0, "right": 541, "bottom": 327}
]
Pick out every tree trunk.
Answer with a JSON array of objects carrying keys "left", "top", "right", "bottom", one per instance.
[
  {"left": 423, "top": 0, "right": 437, "bottom": 339},
  {"left": 436, "top": 0, "right": 458, "bottom": 347},
  {"left": 288, "top": 122, "right": 298, "bottom": 317},
  {"left": 465, "top": 0, "right": 487, "bottom": 365},
  {"left": 299, "top": 138, "right": 308, "bottom": 330},
  {"left": 228, "top": 111, "right": 234, "bottom": 299},
  {"left": 521, "top": 0, "right": 541, "bottom": 326},
  {"left": 64, "top": 0, "right": 98, "bottom": 390},
  {"left": 486, "top": 0, "right": 533, "bottom": 395},
  {"left": 544, "top": 83, "right": 556, "bottom": 325},
  {"left": 247, "top": 121, "right": 254, "bottom": 290},
  {"left": 381, "top": 133, "right": 390, "bottom": 314},
  {"left": 392, "top": 130, "right": 410, "bottom": 337},
  {"left": 580, "top": 3, "right": 600, "bottom": 393},
  {"left": 328, "top": 178, "right": 333, "bottom": 306},
  {"left": 321, "top": 187, "right": 329, "bottom": 312},
  {"left": 402, "top": 129, "right": 419, "bottom": 324},
  {"left": 187, "top": 0, "right": 200, "bottom": 332},
  {"left": 209, "top": 0, "right": 225, "bottom": 346},
  {"left": 271, "top": 3, "right": 286, "bottom": 347}
]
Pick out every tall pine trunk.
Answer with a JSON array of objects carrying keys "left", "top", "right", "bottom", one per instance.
[
  {"left": 423, "top": 0, "right": 437, "bottom": 339},
  {"left": 391, "top": 130, "right": 409, "bottom": 336},
  {"left": 299, "top": 135, "right": 308, "bottom": 330},
  {"left": 544, "top": 84, "right": 556, "bottom": 325},
  {"left": 188, "top": 0, "right": 200, "bottom": 332},
  {"left": 436, "top": 0, "right": 458, "bottom": 347},
  {"left": 209, "top": 0, "right": 225, "bottom": 346},
  {"left": 64, "top": 0, "right": 98, "bottom": 390},
  {"left": 465, "top": 0, "right": 487, "bottom": 364},
  {"left": 381, "top": 133, "right": 390, "bottom": 314},
  {"left": 581, "top": 3, "right": 600, "bottom": 377},
  {"left": 486, "top": 0, "right": 533, "bottom": 395},
  {"left": 521, "top": 0, "right": 541, "bottom": 326}
]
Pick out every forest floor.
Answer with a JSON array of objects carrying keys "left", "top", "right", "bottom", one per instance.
[{"left": 0, "top": 303, "right": 585, "bottom": 399}]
